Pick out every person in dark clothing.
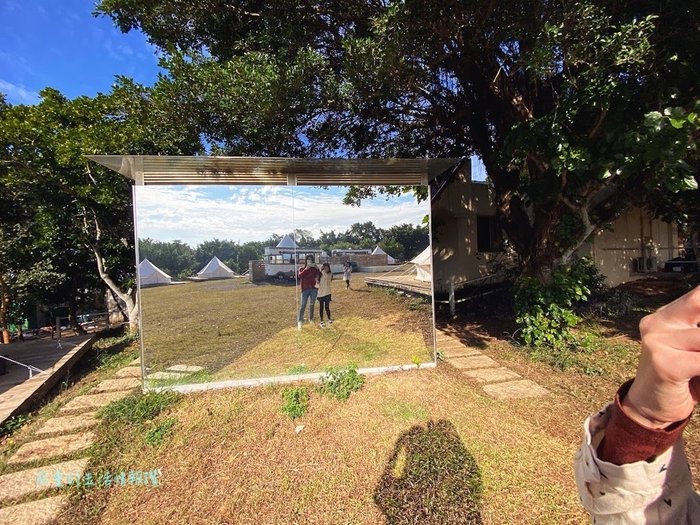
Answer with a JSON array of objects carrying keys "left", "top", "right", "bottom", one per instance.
[{"left": 297, "top": 257, "right": 321, "bottom": 329}]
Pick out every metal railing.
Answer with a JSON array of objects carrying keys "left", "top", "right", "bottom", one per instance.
[{"left": 0, "top": 354, "right": 45, "bottom": 379}]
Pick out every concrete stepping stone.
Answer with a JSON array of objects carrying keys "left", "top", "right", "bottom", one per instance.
[
  {"left": 147, "top": 371, "right": 189, "bottom": 381},
  {"left": 440, "top": 346, "right": 483, "bottom": 358},
  {"left": 462, "top": 367, "right": 522, "bottom": 384},
  {"left": 8, "top": 432, "right": 96, "bottom": 465},
  {"left": 129, "top": 357, "right": 141, "bottom": 366},
  {"left": 91, "top": 378, "right": 140, "bottom": 393},
  {"left": 35, "top": 413, "right": 98, "bottom": 436},
  {"left": 0, "top": 458, "right": 89, "bottom": 502},
  {"left": 0, "top": 495, "right": 69, "bottom": 525},
  {"left": 448, "top": 355, "right": 499, "bottom": 370},
  {"left": 59, "top": 391, "right": 132, "bottom": 413},
  {"left": 483, "top": 379, "right": 550, "bottom": 400},
  {"left": 166, "top": 364, "right": 204, "bottom": 373},
  {"left": 115, "top": 366, "right": 142, "bottom": 378}
]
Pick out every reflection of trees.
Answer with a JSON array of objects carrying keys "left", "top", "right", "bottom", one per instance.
[{"left": 374, "top": 420, "right": 483, "bottom": 525}]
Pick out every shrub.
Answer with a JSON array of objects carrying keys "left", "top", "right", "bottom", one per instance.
[
  {"left": 514, "top": 257, "right": 607, "bottom": 349},
  {"left": 144, "top": 417, "right": 178, "bottom": 447},
  {"left": 280, "top": 386, "right": 310, "bottom": 420},
  {"left": 318, "top": 365, "right": 365, "bottom": 400}
]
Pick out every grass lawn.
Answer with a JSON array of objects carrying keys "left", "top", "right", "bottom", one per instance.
[
  {"left": 4, "top": 277, "right": 698, "bottom": 524},
  {"left": 141, "top": 275, "right": 434, "bottom": 384}
]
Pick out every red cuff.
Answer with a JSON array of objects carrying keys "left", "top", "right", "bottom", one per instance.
[{"left": 597, "top": 380, "right": 690, "bottom": 465}]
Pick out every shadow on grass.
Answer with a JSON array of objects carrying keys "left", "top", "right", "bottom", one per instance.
[{"left": 374, "top": 420, "right": 482, "bottom": 525}]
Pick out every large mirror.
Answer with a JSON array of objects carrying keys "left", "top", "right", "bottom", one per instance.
[{"left": 134, "top": 183, "right": 434, "bottom": 389}]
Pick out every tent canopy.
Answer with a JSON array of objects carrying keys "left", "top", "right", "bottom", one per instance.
[
  {"left": 372, "top": 245, "right": 396, "bottom": 264},
  {"left": 276, "top": 234, "right": 298, "bottom": 249},
  {"left": 197, "top": 256, "right": 236, "bottom": 279},
  {"left": 139, "top": 259, "right": 172, "bottom": 286},
  {"left": 410, "top": 247, "right": 432, "bottom": 282}
]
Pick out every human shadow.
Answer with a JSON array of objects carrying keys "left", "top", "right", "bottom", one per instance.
[{"left": 374, "top": 420, "right": 483, "bottom": 525}]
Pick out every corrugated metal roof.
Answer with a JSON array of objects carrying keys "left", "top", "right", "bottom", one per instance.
[{"left": 86, "top": 155, "right": 462, "bottom": 186}]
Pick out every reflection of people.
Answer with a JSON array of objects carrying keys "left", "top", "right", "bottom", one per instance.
[
  {"left": 343, "top": 261, "right": 352, "bottom": 290},
  {"left": 297, "top": 256, "right": 321, "bottom": 329},
  {"left": 575, "top": 286, "right": 700, "bottom": 522},
  {"left": 317, "top": 263, "right": 333, "bottom": 327}
]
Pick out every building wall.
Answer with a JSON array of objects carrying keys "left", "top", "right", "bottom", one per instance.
[
  {"left": 431, "top": 168, "right": 679, "bottom": 291},
  {"left": 578, "top": 207, "right": 679, "bottom": 286}
]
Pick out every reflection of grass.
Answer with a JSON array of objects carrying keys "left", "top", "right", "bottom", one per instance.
[
  {"left": 215, "top": 315, "right": 431, "bottom": 380},
  {"left": 141, "top": 277, "right": 434, "bottom": 380},
  {"left": 145, "top": 370, "right": 214, "bottom": 389}
]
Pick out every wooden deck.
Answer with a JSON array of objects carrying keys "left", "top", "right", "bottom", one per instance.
[
  {"left": 0, "top": 335, "right": 95, "bottom": 425},
  {"left": 364, "top": 273, "right": 432, "bottom": 296}
]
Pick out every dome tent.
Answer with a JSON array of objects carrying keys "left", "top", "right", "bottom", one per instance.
[
  {"left": 410, "top": 247, "right": 432, "bottom": 282},
  {"left": 139, "top": 259, "right": 172, "bottom": 287},
  {"left": 196, "top": 256, "right": 237, "bottom": 279}
]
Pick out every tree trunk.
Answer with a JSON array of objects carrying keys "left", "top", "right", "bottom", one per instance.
[
  {"left": 92, "top": 245, "right": 138, "bottom": 334},
  {"left": 0, "top": 276, "right": 11, "bottom": 345}
]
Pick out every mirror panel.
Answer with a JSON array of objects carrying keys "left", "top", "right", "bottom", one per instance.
[{"left": 134, "top": 183, "right": 435, "bottom": 388}]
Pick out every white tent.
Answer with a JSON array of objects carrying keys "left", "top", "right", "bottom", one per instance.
[
  {"left": 410, "top": 247, "right": 432, "bottom": 282},
  {"left": 139, "top": 259, "right": 172, "bottom": 287},
  {"left": 276, "top": 234, "right": 298, "bottom": 249},
  {"left": 372, "top": 245, "right": 396, "bottom": 264},
  {"left": 197, "top": 256, "right": 236, "bottom": 279}
]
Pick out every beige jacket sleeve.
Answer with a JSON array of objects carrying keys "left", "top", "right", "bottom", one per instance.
[{"left": 574, "top": 404, "right": 700, "bottom": 524}]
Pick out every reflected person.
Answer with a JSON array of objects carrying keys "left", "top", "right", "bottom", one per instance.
[
  {"left": 297, "top": 256, "right": 321, "bottom": 330},
  {"left": 317, "top": 263, "right": 333, "bottom": 327},
  {"left": 343, "top": 261, "right": 352, "bottom": 290}
]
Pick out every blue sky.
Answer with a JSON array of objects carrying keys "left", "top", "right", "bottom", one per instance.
[{"left": 0, "top": 0, "right": 159, "bottom": 104}]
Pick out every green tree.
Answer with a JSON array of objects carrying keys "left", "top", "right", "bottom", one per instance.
[
  {"left": 140, "top": 239, "right": 197, "bottom": 278},
  {"left": 97, "top": 0, "right": 700, "bottom": 279},
  {"left": 0, "top": 84, "right": 200, "bottom": 335}
]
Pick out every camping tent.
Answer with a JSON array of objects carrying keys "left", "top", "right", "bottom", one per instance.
[
  {"left": 372, "top": 245, "right": 396, "bottom": 264},
  {"left": 276, "top": 234, "right": 298, "bottom": 249},
  {"left": 197, "top": 256, "right": 236, "bottom": 279},
  {"left": 139, "top": 259, "right": 172, "bottom": 287},
  {"left": 410, "top": 247, "right": 432, "bottom": 282}
]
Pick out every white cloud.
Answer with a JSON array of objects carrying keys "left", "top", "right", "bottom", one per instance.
[
  {"left": 0, "top": 79, "right": 39, "bottom": 105},
  {"left": 134, "top": 186, "right": 428, "bottom": 247}
]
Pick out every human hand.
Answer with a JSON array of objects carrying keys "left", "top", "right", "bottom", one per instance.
[{"left": 623, "top": 286, "right": 700, "bottom": 428}]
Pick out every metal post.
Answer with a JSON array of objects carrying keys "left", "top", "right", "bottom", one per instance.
[{"left": 449, "top": 281, "right": 456, "bottom": 317}]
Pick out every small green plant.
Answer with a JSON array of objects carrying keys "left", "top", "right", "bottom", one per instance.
[
  {"left": 288, "top": 364, "right": 309, "bottom": 375},
  {"left": 0, "top": 414, "right": 29, "bottom": 437},
  {"left": 280, "top": 386, "right": 310, "bottom": 420},
  {"left": 408, "top": 298, "right": 424, "bottom": 310},
  {"left": 318, "top": 365, "right": 365, "bottom": 400},
  {"left": 144, "top": 417, "right": 178, "bottom": 447},
  {"left": 411, "top": 355, "right": 422, "bottom": 368},
  {"left": 99, "top": 391, "right": 181, "bottom": 425}
]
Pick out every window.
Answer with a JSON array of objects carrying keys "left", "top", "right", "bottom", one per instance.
[{"left": 476, "top": 215, "right": 502, "bottom": 253}]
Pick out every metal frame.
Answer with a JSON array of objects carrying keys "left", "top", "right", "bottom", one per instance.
[{"left": 88, "top": 155, "right": 463, "bottom": 393}]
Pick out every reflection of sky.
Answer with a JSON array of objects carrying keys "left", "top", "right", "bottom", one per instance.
[{"left": 134, "top": 185, "right": 428, "bottom": 247}]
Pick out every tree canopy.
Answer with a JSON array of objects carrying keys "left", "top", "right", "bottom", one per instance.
[{"left": 96, "top": 0, "right": 700, "bottom": 277}]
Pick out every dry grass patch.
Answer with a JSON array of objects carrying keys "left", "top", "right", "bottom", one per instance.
[{"left": 69, "top": 366, "right": 587, "bottom": 525}]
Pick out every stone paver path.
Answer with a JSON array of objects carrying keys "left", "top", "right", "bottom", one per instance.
[
  {"left": 0, "top": 495, "right": 70, "bottom": 525},
  {"left": 8, "top": 432, "right": 96, "bottom": 465},
  {"left": 114, "top": 366, "right": 142, "bottom": 379},
  {"left": 59, "top": 390, "right": 132, "bottom": 413},
  {"left": 166, "top": 365, "right": 204, "bottom": 373},
  {"left": 0, "top": 458, "right": 89, "bottom": 502},
  {"left": 91, "top": 378, "right": 140, "bottom": 393},
  {"left": 0, "top": 359, "right": 143, "bottom": 522},
  {"left": 436, "top": 329, "right": 549, "bottom": 400},
  {"left": 35, "top": 413, "right": 98, "bottom": 436}
]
